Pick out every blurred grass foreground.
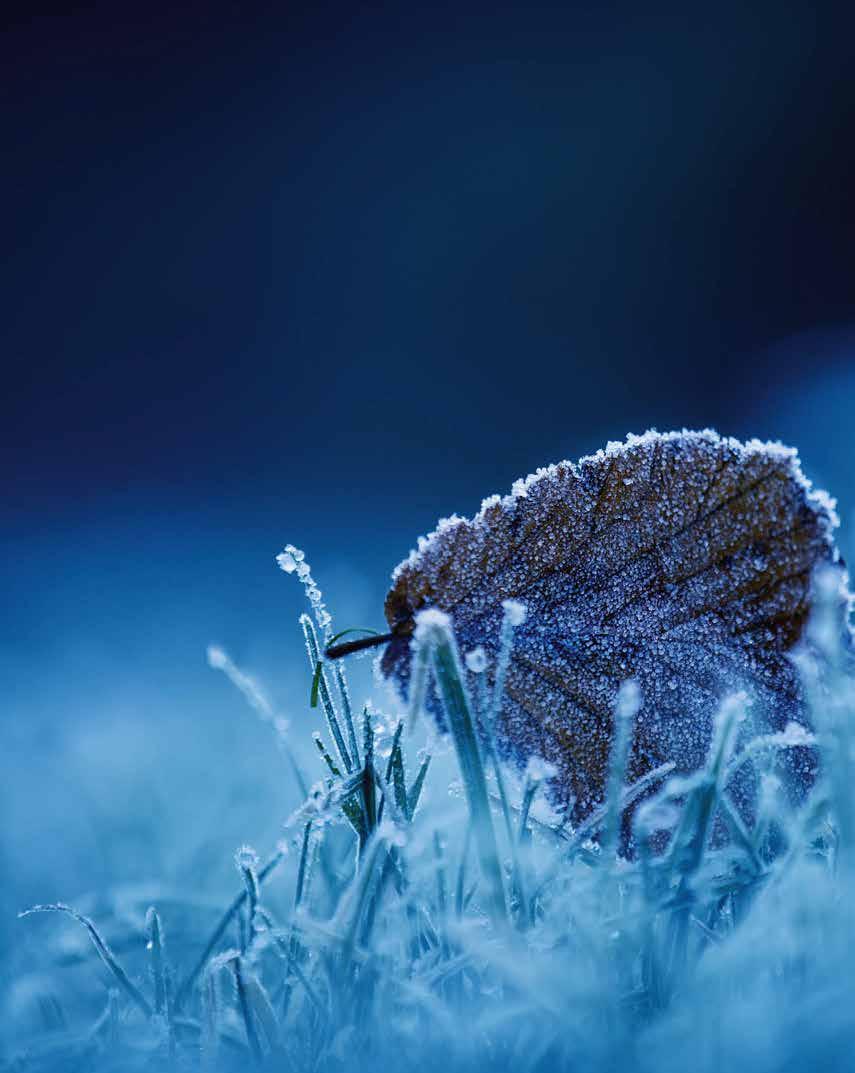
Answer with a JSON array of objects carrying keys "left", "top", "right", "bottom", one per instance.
[{"left": 5, "top": 553, "right": 855, "bottom": 1073}]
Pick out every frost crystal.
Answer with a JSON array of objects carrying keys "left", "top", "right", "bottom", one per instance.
[
  {"left": 465, "top": 646, "right": 489, "bottom": 673},
  {"left": 524, "top": 756, "right": 559, "bottom": 783},
  {"left": 616, "top": 679, "right": 642, "bottom": 721},
  {"left": 276, "top": 544, "right": 333, "bottom": 635},
  {"left": 235, "top": 845, "right": 260, "bottom": 873},
  {"left": 380, "top": 429, "right": 849, "bottom": 827},
  {"left": 276, "top": 550, "right": 298, "bottom": 574},
  {"left": 502, "top": 599, "right": 527, "bottom": 627}
]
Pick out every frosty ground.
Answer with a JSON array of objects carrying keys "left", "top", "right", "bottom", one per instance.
[{"left": 5, "top": 556, "right": 855, "bottom": 1072}]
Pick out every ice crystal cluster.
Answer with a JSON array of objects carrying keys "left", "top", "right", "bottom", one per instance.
[
  {"left": 276, "top": 544, "right": 332, "bottom": 633},
  {"left": 382, "top": 430, "right": 848, "bottom": 827}
]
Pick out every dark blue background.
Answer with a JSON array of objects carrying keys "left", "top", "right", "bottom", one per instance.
[{"left": 2, "top": 2, "right": 854, "bottom": 964}]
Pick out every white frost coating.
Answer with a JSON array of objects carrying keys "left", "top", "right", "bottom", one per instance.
[
  {"left": 235, "top": 845, "right": 260, "bottom": 874},
  {"left": 390, "top": 428, "right": 841, "bottom": 587},
  {"left": 502, "top": 599, "right": 527, "bottom": 627},
  {"left": 277, "top": 543, "right": 333, "bottom": 633},
  {"left": 465, "top": 646, "right": 489, "bottom": 673},
  {"left": 413, "top": 607, "right": 452, "bottom": 642},
  {"left": 524, "top": 756, "right": 559, "bottom": 783},
  {"left": 206, "top": 644, "right": 228, "bottom": 670},
  {"left": 780, "top": 721, "right": 813, "bottom": 746},
  {"left": 616, "top": 680, "right": 642, "bottom": 721},
  {"left": 276, "top": 549, "right": 298, "bottom": 573}
]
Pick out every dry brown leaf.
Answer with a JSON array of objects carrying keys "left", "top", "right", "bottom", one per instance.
[{"left": 380, "top": 430, "right": 847, "bottom": 825}]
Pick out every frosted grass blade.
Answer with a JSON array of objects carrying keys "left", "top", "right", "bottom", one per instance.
[
  {"left": 414, "top": 610, "right": 506, "bottom": 926},
  {"left": 232, "top": 957, "right": 263, "bottom": 1065},
  {"left": 175, "top": 848, "right": 286, "bottom": 1011},
  {"left": 145, "top": 907, "right": 167, "bottom": 1017},
  {"left": 301, "top": 614, "right": 352, "bottom": 772},
  {"left": 19, "top": 905, "right": 153, "bottom": 1018}
]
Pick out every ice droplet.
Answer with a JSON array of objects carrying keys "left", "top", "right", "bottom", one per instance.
[{"left": 276, "top": 550, "right": 298, "bottom": 573}]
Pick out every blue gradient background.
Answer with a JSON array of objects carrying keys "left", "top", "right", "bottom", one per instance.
[{"left": 2, "top": 1, "right": 855, "bottom": 1014}]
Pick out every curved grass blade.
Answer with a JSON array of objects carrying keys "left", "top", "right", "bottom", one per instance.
[{"left": 19, "top": 904, "right": 153, "bottom": 1018}]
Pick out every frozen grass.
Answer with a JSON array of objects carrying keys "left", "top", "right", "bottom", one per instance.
[{"left": 6, "top": 562, "right": 855, "bottom": 1072}]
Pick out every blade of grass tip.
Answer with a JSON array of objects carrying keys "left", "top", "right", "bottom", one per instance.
[
  {"left": 490, "top": 599, "right": 526, "bottom": 727},
  {"left": 145, "top": 908, "right": 167, "bottom": 1018},
  {"left": 232, "top": 958, "right": 263, "bottom": 1065},
  {"left": 313, "top": 732, "right": 342, "bottom": 778},
  {"left": 517, "top": 776, "right": 538, "bottom": 845},
  {"left": 235, "top": 847, "right": 261, "bottom": 951},
  {"left": 407, "top": 628, "right": 432, "bottom": 732},
  {"left": 670, "top": 693, "right": 744, "bottom": 879},
  {"left": 206, "top": 643, "right": 311, "bottom": 800},
  {"left": 717, "top": 792, "right": 764, "bottom": 875},
  {"left": 389, "top": 732, "right": 409, "bottom": 820},
  {"left": 281, "top": 548, "right": 349, "bottom": 777},
  {"left": 301, "top": 614, "right": 352, "bottom": 772},
  {"left": 372, "top": 767, "right": 408, "bottom": 829},
  {"left": 600, "top": 680, "right": 641, "bottom": 861},
  {"left": 478, "top": 608, "right": 521, "bottom": 850},
  {"left": 407, "top": 754, "right": 432, "bottom": 819},
  {"left": 384, "top": 720, "right": 405, "bottom": 783},
  {"left": 174, "top": 848, "right": 286, "bottom": 1012},
  {"left": 560, "top": 761, "right": 677, "bottom": 859},
  {"left": 360, "top": 709, "right": 377, "bottom": 849},
  {"left": 295, "top": 822, "right": 313, "bottom": 910},
  {"left": 281, "top": 824, "right": 315, "bottom": 986},
  {"left": 19, "top": 905, "right": 153, "bottom": 1018},
  {"left": 751, "top": 773, "right": 784, "bottom": 857},
  {"left": 205, "top": 645, "right": 276, "bottom": 726},
  {"left": 666, "top": 693, "right": 744, "bottom": 978},
  {"left": 416, "top": 610, "right": 507, "bottom": 926},
  {"left": 378, "top": 719, "right": 406, "bottom": 824}
]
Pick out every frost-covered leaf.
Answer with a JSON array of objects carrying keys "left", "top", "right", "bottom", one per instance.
[{"left": 381, "top": 430, "right": 847, "bottom": 825}]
